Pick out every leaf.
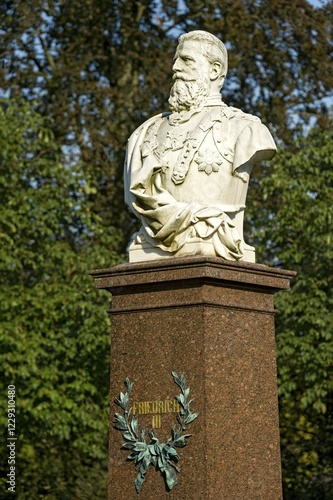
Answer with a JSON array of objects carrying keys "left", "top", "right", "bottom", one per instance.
[
  {"left": 162, "top": 445, "right": 170, "bottom": 458},
  {"left": 127, "top": 452, "right": 138, "bottom": 461},
  {"left": 114, "top": 397, "right": 123, "bottom": 408},
  {"left": 122, "top": 431, "right": 135, "bottom": 441},
  {"left": 115, "top": 392, "right": 128, "bottom": 410},
  {"left": 171, "top": 425, "right": 181, "bottom": 441},
  {"left": 137, "top": 449, "right": 149, "bottom": 461},
  {"left": 171, "top": 371, "right": 181, "bottom": 387},
  {"left": 122, "top": 442, "right": 136, "bottom": 450},
  {"left": 166, "top": 446, "right": 179, "bottom": 460},
  {"left": 120, "top": 391, "right": 129, "bottom": 409},
  {"left": 148, "top": 429, "right": 157, "bottom": 441},
  {"left": 179, "top": 373, "right": 187, "bottom": 391},
  {"left": 176, "top": 414, "right": 184, "bottom": 428},
  {"left": 130, "top": 416, "right": 139, "bottom": 438},
  {"left": 124, "top": 378, "right": 134, "bottom": 394},
  {"left": 134, "top": 442, "right": 147, "bottom": 452},
  {"left": 185, "top": 412, "right": 199, "bottom": 425},
  {"left": 114, "top": 413, "right": 128, "bottom": 431},
  {"left": 148, "top": 444, "right": 158, "bottom": 456},
  {"left": 173, "top": 434, "right": 192, "bottom": 448},
  {"left": 158, "top": 454, "right": 167, "bottom": 469},
  {"left": 175, "top": 394, "right": 185, "bottom": 406},
  {"left": 164, "top": 464, "right": 178, "bottom": 490},
  {"left": 183, "top": 408, "right": 190, "bottom": 420},
  {"left": 134, "top": 471, "right": 146, "bottom": 493},
  {"left": 141, "top": 455, "right": 151, "bottom": 472}
]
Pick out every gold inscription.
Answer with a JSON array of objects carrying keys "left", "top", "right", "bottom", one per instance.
[
  {"left": 132, "top": 399, "right": 180, "bottom": 415},
  {"left": 152, "top": 415, "right": 162, "bottom": 429}
]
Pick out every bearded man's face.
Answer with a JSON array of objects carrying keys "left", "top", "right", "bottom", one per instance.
[{"left": 168, "top": 41, "right": 212, "bottom": 113}]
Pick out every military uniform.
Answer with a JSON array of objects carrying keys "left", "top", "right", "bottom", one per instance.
[{"left": 124, "top": 95, "right": 276, "bottom": 262}]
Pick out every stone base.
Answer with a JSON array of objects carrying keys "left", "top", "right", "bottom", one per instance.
[
  {"left": 89, "top": 256, "right": 295, "bottom": 500},
  {"left": 128, "top": 238, "right": 256, "bottom": 263}
]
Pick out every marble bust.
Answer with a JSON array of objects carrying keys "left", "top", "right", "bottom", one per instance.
[{"left": 124, "top": 30, "right": 276, "bottom": 263}]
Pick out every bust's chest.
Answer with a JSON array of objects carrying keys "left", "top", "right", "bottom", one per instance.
[
  {"left": 141, "top": 109, "right": 249, "bottom": 207},
  {"left": 145, "top": 111, "right": 231, "bottom": 167}
]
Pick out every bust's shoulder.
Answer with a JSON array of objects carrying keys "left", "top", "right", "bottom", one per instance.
[
  {"left": 130, "top": 112, "right": 170, "bottom": 139},
  {"left": 221, "top": 105, "right": 261, "bottom": 123}
]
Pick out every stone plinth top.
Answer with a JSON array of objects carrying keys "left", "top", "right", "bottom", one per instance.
[{"left": 89, "top": 255, "right": 296, "bottom": 293}]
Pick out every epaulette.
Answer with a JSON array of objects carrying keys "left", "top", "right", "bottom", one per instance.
[{"left": 222, "top": 106, "right": 261, "bottom": 122}]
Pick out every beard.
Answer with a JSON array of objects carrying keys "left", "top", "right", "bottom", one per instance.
[{"left": 168, "top": 74, "right": 211, "bottom": 113}]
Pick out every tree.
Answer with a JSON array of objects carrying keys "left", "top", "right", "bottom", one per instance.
[
  {"left": 165, "top": 0, "right": 333, "bottom": 136},
  {"left": 0, "top": 96, "right": 124, "bottom": 498},
  {"left": 254, "top": 124, "right": 333, "bottom": 497},
  {"left": 1, "top": 0, "right": 332, "bottom": 250},
  {"left": 1, "top": 0, "right": 175, "bottom": 250}
]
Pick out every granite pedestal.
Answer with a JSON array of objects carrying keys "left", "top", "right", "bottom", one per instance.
[{"left": 89, "top": 256, "right": 295, "bottom": 499}]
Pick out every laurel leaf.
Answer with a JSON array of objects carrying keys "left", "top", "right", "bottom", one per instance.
[
  {"left": 175, "top": 394, "right": 185, "bottom": 405},
  {"left": 148, "top": 444, "right": 158, "bottom": 456},
  {"left": 164, "top": 464, "right": 178, "bottom": 490},
  {"left": 137, "top": 449, "right": 149, "bottom": 461},
  {"left": 125, "top": 378, "right": 134, "bottom": 394},
  {"left": 114, "top": 413, "right": 128, "bottom": 430},
  {"left": 171, "top": 371, "right": 181, "bottom": 387},
  {"left": 158, "top": 454, "right": 167, "bottom": 469},
  {"left": 180, "top": 373, "right": 187, "bottom": 390},
  {"left": 134, "top": 471, "right": 145, "bottom": 493},
  {"left": 173, "top": 434, "right": 192, "bottom": 448},
  {"left": 131, "top": 416, "right": 139, "bottom": 438},
  {"left": 123, "top": 431, "right": 135, "bottom": 441},
  {"left": 134, "top": 442, "right": 147, "bottom": 452},
  {"left": 122, "top": 442, "right": 136, "bottom": 449},
  {"left": 185, "top": 412, "right": 199, "bottom": 424},
  {"left": 167, "top": 447, "right": 179, "bottom": 460}
]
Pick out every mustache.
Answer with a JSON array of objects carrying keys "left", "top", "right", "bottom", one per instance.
[{"left": 172, "top": 73, "right": 196, "bottom": 82}]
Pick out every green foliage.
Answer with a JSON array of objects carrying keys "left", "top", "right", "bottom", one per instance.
[
  {"left": 0, "top": 0, "right": 176, "bottom": 250},
  {"left": 1, "top": 0, "right": 332, "bottom": 252},
  {"left": 0, "top": 97, "right": 125, "bottom": 498},
  {"left": 254, "top": 126, "right": 333, "bottom": 497},
  {"left": 165, "top": 0, "right": 333, "bottom": 139}
]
